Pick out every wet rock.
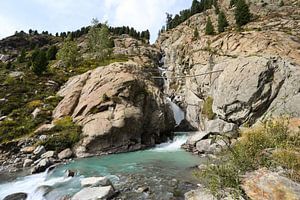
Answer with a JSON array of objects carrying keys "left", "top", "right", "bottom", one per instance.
[
  {"left": 41, "top": 151, "right": 55, "bottom": 159},
  {"left": 71, "top": 186, "right": 115, "bottom": 200},
  {"left": 23, "top": 159, "right": 33, "bottom": 167},
  {"left": 65, "top": 169, "right": 76, "bottom": 177},
  {"left": 33, "top": 145, "right": 46, "bottom": 156},
  {"left": 58, "top": 148, "right": 73, "bottom": 160},
  {"left": 242, "top": 168, "right": 300, "bottom": 200},
  {"left": 3, "top": 192, "right": 27, "bottom": 200},
  {"left": 81, "top": 177, "right": 111, "bottom": 187},
  {"left": 31, "top": 158, "right": 52, "bottom": 174},
  {"left": 0, "top": 116, "right": 7, "bottom": 121}
]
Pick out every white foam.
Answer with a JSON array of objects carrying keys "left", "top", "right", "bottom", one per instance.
[
  {"left": 166, "top": 98, "right": 185, "bottom": 125},
  {"left": 151, "top": 135, "right": 187, "bottom": 152}
]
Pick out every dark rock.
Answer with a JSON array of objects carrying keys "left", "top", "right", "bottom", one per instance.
[{"left": 3, "top": 192, "right": 27, "bottom": 200}]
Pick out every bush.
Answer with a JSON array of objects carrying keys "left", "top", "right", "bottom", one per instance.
[
  {"left": 39, "top": 116, "right": 81, "bottom": 151},
  {"left": 46, "top": 45, "right": 58, "bottom": 60},
  {"left": 202, "top": 96, "right": 216, "bottom": 120},
  {"left": 195, "top": 118, "right": 300, "bottom": 196},
  {"left": 57, "top": 37, "right": 81, "bottom": 67}
]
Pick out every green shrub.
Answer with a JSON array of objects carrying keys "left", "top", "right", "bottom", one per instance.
[
  {"left": 202, "top": 96, "right": 215, "bottom": 120},
  {"left": 40, "top": 116, "right": 81, "bottom": 151},
  {"left": 195, "top": 118, "right": 300, "bottom": 196}
]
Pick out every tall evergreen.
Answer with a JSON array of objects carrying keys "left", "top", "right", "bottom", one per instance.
[
  {"left": 31, "top": 49, "right": 48, "bottom": 75},
  {"left": 218, "top": 11, "right": 229, "bottom": 33},
  {"left": 18, "top": 49, "right": 26, "bottom": 63},
  {"left": 205, "top": 17, "right": 215, "bottom": 35},
  {"left": 193, "top": 27, "right": 199, "bottom": 40},
  {"left": 235, "top": 0, "right": 251, "bottom": 27},
  {"left": 191, "top": 0, "right": 199, "bottom": 15}
]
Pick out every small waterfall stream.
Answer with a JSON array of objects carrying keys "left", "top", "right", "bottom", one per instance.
[{"left": 0, "top": 134, "right": 202, "bottom": 200}]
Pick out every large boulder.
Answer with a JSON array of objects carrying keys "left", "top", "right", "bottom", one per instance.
[
  {"left": 184, "top": 188, "right": 216, "bottom": 200},
  {"left": 31, "top": 158, "right": 53, "bottom": 174},
  {"left": 242, "top": 168, "right": 300, "bottom": 200},
  {"left": 71, "top": 186, "right": 115, "bottom": 200},
  {"left": 53, "top": 61, "right": 175, "bottom": 157},
  {"left": 58, "top": 148, "right": 73, "bottom": 160}
]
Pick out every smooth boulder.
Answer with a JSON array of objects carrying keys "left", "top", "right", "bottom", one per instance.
[
  {"left": 58, "top": 148, "right": 73, "bottom": 160},
  {"left": 81, "top": 177, "right": 111, "bottom": 187},
  {"left": 71, "top": 186, "right": 115, "bottom": 200},
  {"left": 3, "top": 193, "right": 27, "bottom": 200}
]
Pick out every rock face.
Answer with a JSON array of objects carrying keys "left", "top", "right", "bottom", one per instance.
[
  {"left": 242, "top": 169, "right": 300, "bottom": 200},
  {"left": 156, "top": 0, "right": 300, "bottom": 129},
  {"left": 53, "top": 61, "right": 175, "bottom": 157}
]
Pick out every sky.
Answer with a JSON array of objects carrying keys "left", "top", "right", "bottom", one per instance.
[{"left": 0, "top": 0, "right": 192, "bottom": 43}]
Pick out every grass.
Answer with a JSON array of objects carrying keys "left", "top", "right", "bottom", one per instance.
[
  {"left": 38, "top": 116, "right": 81, "bottom": 152},
  {"left": 194, "top": 118, "right": 300, "bottom": 198},
  {"left": 202, "top": 96, "right": 216, "bottom": 120}
]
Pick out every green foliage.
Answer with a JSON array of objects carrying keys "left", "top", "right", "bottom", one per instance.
[
  {"left": 87, "top": 20, "right": 114, "bottom": 60},
  {"left": 46, "top": 45, "right": 58, "bottom": 60},
  {"left": 31, "top": 49, "right": 48, "bottom": 75},
  {"left": 39, "top": 117, "right": 81, "bottom": 151},
  {"left": 234, "top": 0, "right": 252, "bottom": 27},
  {"left": 218, "top": 11, "right": 229, "bottom": 33},
  {"left": 279, "top": 0, "right": 284, "bottom": 6},
  {"left": 205, "top": 17, "right": 215, "bottom": 35},
  {"left": 195, "top": 118, "right": 300, "bottom": 196},
  {"left": 193, "top": 27, "right": 199, "bottom": 40},
  {"left": 57, "top": 37, "right": 80, "bottom": 67},
  {"left": 18, "top": 49, "right": 26, "bottom": 63},
  {"left": 213, "top": 0, "right": 219, "bottom": 14},
  {"left": 202, "top": 96, "right": 215, "bottom": 120}
]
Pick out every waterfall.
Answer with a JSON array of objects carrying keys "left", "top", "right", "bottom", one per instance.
[
  {"left": 151, "top": 134, "right": 188, "bottom": 152},
  {"left": 166, "top": 97, "right": 185, "bottom": 125},
  {"left": 159, "top": 57, "right": 185, "bottom": 126}
]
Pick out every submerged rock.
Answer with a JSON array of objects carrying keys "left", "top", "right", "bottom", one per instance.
[
  {"left": 3, "top": 192, "right": 27, "bottom": 200},
  {"left": 81, "top": 177, "right": 112, "bottom": 187},
  {"left": 71, "top": 186, "right": 115, "bottom": 200}
]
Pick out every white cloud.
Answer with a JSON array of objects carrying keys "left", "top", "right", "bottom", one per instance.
[{"left": 0, "top": 0, "right": 192, "bottom": 42}]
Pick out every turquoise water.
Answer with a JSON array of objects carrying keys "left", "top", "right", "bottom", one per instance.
[{"left": 0, "top": 135, "right": 203, "bottom": 200}]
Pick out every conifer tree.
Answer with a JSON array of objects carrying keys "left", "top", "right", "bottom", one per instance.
[
  {"left": 57, "top": 36, "right": 80, "bottom": 67},
  {"left": 31, "top": 49, "right": 48, "bottom": 75},
  {"left": 235, "top": 0, "right": 251, "bottom": 27},
  {"left": 193, "top": 27, "right": 199, "bottom": 40},
  {"left": 218, "top": 11, "right": 229, "bottom": 33},
  {"left": 18, "top": 49, "right": 26, "bottom": 63},
  {"left": 205, "top": 17, "right": 215, "bottom": 35}
]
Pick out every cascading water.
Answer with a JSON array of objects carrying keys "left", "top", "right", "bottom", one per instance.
[
  {"left": 0, "top": 134, "right": 202, "bottom": 200},
  {"left": 159, "top": 58, "right": 185, "bottom": 126}
]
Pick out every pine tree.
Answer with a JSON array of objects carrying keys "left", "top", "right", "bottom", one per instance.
[
  {"left": 31, "top": 49, "right": 48, "bottom": 75},
  {"left": 47, "top": 45, "right": 58, "bottom": 60},
  {"left": 218, "top": 11, "right": 229, "bottom": 33},
  {"left": 87, "top": 20, "right": 113, "bottom": 60},
  {"left": 193, "top": 27, "right": 199, "bottom": 40},
  {"left": 235, "top": 0, "right": 251, "bottom": 27},
  {"left": 18, "top": 49, "right": 26, "bottom": 63},
  {"left": 191, "top": 0, "right": 199, "bottom": 15},
  {"left": 205, "top": 17, "right": 215, "bottom": 35},
  {"left": 213, "top": 0, "right": 220, "bottom": 14},
  {"left": 57, "top": 36, "right": 80, "bottom": 67}
]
